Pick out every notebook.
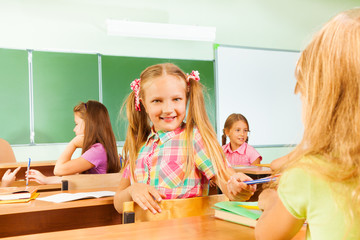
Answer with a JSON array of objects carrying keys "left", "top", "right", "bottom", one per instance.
[
  {"left": 37, "top": 191, "right": 115, "bottom": 203},
  {"left": 0, "top": 186, "right": 38, "bottom": 201}
]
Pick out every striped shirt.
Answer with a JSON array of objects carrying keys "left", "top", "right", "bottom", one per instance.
[{"left": 123, "top": 123, "right": 215, "bottom": 199}]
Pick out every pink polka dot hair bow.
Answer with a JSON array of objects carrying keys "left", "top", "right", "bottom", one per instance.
[
  {"left": 130, "top": 78, "right": 141, "bottom": 111},
  {"left": 187, "top": 70, "right": 200, "bottom": 82}
]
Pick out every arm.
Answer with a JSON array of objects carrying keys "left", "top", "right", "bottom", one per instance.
[
  {"left": 270, "top": 155, "right": 289, "bottom": 171},
  {"left": 27, "top": 169, "right": 62, "bottom": 184},
  {"left": 53, "top": 135, "right": 94, "bottom": 176},
  {"left": 215, "top": 168, "right": 256, "bottom": 201},
  {"left": 251, "top": 157, "right": 261, "bottom": 166},
  {"left": 255, "top": 189, "right": 305, "bottom": 240},
  {"left": 1, "top": 166, "right": 21, "bottom": 187},
  {"left": 113, "top": 177, "right": 164, "bottom": 215}
]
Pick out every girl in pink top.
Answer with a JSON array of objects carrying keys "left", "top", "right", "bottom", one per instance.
[{"left": 222, "top": 113, "right": 262, "bottom": 166}]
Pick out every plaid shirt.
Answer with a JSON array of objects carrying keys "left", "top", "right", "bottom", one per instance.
[{"left": 123, "top": 123, "right": 215, "bottom": 199}]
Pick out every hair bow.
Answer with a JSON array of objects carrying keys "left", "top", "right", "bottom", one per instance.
[
  {"left": 130, "top": 78, "right": 141, "bottom": 111},
  {"left": 187, "top": 70, "right": 200, "bottom": 82}
]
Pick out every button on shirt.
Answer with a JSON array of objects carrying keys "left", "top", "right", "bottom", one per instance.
[
  {"left": 222, "top": 142, "right": 262, "bottom": 166},
  {"left": 123, "top": 123, "right": 215, "bottom": 199}
]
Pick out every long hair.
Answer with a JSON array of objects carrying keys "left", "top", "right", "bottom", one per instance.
[
  {"left": 122, "top": 63, "right": 231, "bottom": 183},
  {"left": 74, "top": 100, "right": 120, "bottom": 173},
  {"left": 279, "top": 8, "right": 360, "bottom": 221},
  {"left": 221, "top": 113, "right": 249, "bottom": 145}
]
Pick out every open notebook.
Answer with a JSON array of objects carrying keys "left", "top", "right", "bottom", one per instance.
[{"left": 37, "top": 191, "right": 115, "bottom": 203}]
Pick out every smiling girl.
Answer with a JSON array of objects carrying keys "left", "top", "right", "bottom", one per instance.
[
  {"left": 114, "top": 63, "right": 256, "bottom": 215},
  {"left": 222, "top": 113, "right": 262, "bottom": 166}
]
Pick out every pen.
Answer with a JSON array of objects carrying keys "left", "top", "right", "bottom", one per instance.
[
  {"left": 243, "top": 174, "right": 280, "bottom": 185},
  {"left": 26, "top": 157, "right": 31, "bottom": 186}
]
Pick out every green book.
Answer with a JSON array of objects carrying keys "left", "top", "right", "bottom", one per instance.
[{"left": 213, "top": 201, "right": 262, "bottom": 227}]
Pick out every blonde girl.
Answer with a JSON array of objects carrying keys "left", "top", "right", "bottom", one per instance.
[
  {"left": 256, "top": 8, "right": 360, "bottom": 239},
  {"left": 222, "top": 113, "right": 262, "bottom": 166},
  {"left": 28, "top": 100, "right": 120, "bottom": 184},
  {"left": 114, "top": 63, "right": 255, "bottom": 214}
]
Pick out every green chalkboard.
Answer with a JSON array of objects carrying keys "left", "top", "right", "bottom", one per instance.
[
  {"left": 0, "top": 49, "right": 30, "bottom": 144},
  {"left": 32, "top": 51, "right": 99, "bottom": 143},
  {"left": 102, "top": 56, "right": 215, "bottom": 141}
]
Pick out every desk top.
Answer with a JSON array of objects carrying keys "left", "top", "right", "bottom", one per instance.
[
  {"left": 233, "top": 165, "right": 272, "bottom": 175},
  {"left": 0, "top": 187, "right": 116, "bottom": 215},
  {"left": 2, "top": 215, "right": 306, "bottom": 240}
]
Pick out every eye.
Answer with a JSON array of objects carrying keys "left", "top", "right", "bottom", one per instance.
[
  {"left": 151, "top": 99, "right": 160, "bottom": 103},
  {"left": 174, "top": 98, "right": 182, "bottom": 102}
]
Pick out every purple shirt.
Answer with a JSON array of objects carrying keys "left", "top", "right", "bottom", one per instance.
[
  {"left": 81, "top": 143, "right": 107, "bottom": 174},
  {"left": 222, "top": 142, "right": 262, "bottom": 166}
]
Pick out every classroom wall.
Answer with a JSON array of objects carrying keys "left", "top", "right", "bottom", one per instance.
[{"left": 2, "top": 0, "right": 359, "bottom": 163}]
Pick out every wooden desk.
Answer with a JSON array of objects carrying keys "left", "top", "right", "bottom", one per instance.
[
  {"left": 0, "top": 161, "right": 56, "bottom": 180},
  {"left": 2, "top": 215, "right": 306, "bottom": 240},
  {"left": 0, "top": 187, "right": 121, "bottom": 238},
  {"left": 233, "top": 166, "right": 272, "bottom": 176}
]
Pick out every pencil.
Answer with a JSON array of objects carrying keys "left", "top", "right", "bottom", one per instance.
[
  {"left": 26, "top": 157, "right": 31, "bottom": 186},
  {"left": 243, "top": 174, "right": 280, "bottom": 185}
]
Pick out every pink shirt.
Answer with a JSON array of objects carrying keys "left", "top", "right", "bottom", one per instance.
[
  {"left": 222, "top": 142, "right": 262, "bottom": 166},
  {"left": 81, "top": 143, "right": 107, "bottom": 174}
]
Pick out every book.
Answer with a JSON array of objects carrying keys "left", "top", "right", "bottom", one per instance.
[
  {"left": 0, "top": 192, "right": 40, "bottom": 204},
  {"left": 37, "top": 191, "right": 115, "bottom": 203},
  {"left": 213, "top": 201, "right": 262, "bottom": 227},
  {"left": 0, "top": 186, "right": 38, "bottom": 201}
]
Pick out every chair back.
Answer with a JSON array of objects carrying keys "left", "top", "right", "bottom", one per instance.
[
  {"left": 61, "top": 172, "right": 121, "bottom": 190},
  {"left": 123, "top": 194, "right": 229, "bottom": 223}
]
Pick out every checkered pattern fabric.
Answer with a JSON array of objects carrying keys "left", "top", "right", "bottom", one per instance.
[{"left": 123, "top": 123, "right": 215, "bottom": 199}]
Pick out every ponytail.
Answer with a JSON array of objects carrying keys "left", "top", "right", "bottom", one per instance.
[{"left": 221, "top": 129, "right": 227, "bottom": 146}]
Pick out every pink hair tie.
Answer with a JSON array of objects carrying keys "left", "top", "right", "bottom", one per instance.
[
  {"left": 187, "top": 70, "right": 200, "bottom": 82},
  {"left": 130, "top": 78, "right": 141, "bottom": 111}
]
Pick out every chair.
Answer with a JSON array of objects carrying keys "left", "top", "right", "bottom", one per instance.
[
  {"left": 0, "top": 138, "right": 16, "bottom": 163},
  {"left": 61, "top": 172, "right": 121, "bottom": 190},
  {"left": 122, "top": 194, "right": 229, "bottom": 223}
]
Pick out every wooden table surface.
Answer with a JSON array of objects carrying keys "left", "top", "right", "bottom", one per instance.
[
  {"left": 1, "top": 215, "right": 306, "bottom": 240},
  {"left": 233, "top": 165, "right": 272, "bottom": 175},
  {"left": 0, "top": 187, "right": 121, "bottom": 238}
]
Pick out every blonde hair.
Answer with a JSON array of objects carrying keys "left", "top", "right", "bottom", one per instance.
[
  {"left": 279, "top": 8, "right": 360, "bottom": 221},
  {"left": 122, "top": 63, "right": 231, "bottom": 183},
  {"left": 222, "top": 113, "right": 249, "bottom": 145}
]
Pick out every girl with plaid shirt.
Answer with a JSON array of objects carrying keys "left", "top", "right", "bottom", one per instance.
[{"left": 114, "top": 63, "right": 255, "bottom": 215}]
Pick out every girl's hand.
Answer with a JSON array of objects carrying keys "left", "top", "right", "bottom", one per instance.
[
  {"left": 226, "top": 172, "right": 256, "bottom": 201},
  {"left": 127, "top": 182, "right": 164, "bottom": 214},
  {"left": 71, "top": 135, "right": 84, "bottom": 148},
  {"left": 27, "top": 169, "right": 48, "bottom": 184},
  {"left": 258, "top": 188, "right": 278, "bottom": 211},
  {"left": 1, "top": 166, "right": 21, "bottom": 187}
]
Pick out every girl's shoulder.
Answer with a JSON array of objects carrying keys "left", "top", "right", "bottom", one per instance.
[{"left": 89, "top": 142, "right": 105, "bottom": 151}]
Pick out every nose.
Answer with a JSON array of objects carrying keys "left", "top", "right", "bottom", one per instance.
[{"left": 162, "top": 101, "right": 174, "bottom": 114}]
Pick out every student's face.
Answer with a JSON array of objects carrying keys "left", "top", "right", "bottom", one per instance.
[
  {"left": 73, "top": 113, "right": 85, "bottom": 136},
  {"left": 141, "top": 74, "right": 187, "bottom": 132},
  {"left": 225, "top": 120, "right": 249, "bottom": 150}
]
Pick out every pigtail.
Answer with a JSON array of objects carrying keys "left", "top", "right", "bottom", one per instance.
[
  {"left": 121, "top": 91, "right": 151, "bottom": 182},
  {"left": 186, "top": 78, "right": 232, "bottom": 185},
  {"left": 221, "top": 129, "right": 227, "bottom": 146}
]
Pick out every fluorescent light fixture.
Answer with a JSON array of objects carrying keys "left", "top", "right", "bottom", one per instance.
[{"left": 106, "top": 19, "right": 216, "bottom": 42}]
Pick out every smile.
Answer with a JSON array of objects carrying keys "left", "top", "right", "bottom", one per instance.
[{"left": 160, "top": 116, "right": 176, "bottom": 121}]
